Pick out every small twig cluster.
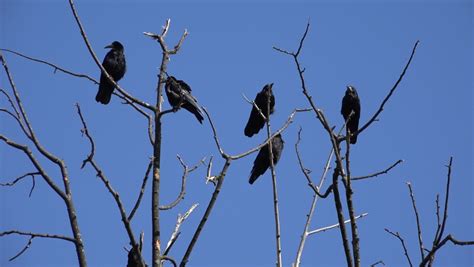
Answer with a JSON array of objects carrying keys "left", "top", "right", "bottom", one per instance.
[{"left": 385, "top": 157, "right": 474, "bottom": 267}]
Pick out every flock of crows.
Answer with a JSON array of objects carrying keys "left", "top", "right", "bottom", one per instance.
[{"left": 95, "top": 41, "right": 361, "bottom": 185}]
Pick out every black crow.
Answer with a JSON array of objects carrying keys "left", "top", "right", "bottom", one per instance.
[
  {"left": 341, "top": 85, "right": 361, "bottom": 144},
  {"left": 244, "top": 83, "right": 275, "bottom": 137},
  {"left": 249, "top": 134, "right": 284, "bottom": 184},
  {"left": 165, "top": 76, "right": 204, "bottom": 124},
  {"left": 96, "top": 41, "right": 126, "bottom": 104}
]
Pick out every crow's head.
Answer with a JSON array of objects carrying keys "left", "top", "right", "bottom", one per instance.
[
  {"left": 105, "top": 41, "right": 124, "bottom": 51},
  {"left": 263, "top": 83, "right": 274, "bottom": 94},
  {"left": 346, "top": 85, "right": 358, "bottom": 98}
]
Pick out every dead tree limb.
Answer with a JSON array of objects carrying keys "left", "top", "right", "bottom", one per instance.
[
  {"left": 0, "top": 52, "right": 87, "bottom": 266},
  {"left": 76, "top": 103, "right": 145, "bottom": 267}
]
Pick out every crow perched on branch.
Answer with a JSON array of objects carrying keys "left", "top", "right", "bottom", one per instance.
[
  {"left": 244, "top": 83, "right": 275, "bottom": 137},
  {"left": 249, "top": 134, "right": 284, "bottom": 184},
  {"left": 341, "top": 85, "right": 361, "bottom": 144},
  {"left": 165, "top": 76, "right": 204, "bottom": 124},
  {"left": 95, "top": 41, "right": 126, "bottom": 105}
]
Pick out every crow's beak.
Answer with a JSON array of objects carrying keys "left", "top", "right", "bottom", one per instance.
[
  {"left": 104, "top": 44, "right": 113, "bottom": 49},
  {"left": 347, "top": 85, "right": 353, "bottom": 92}
]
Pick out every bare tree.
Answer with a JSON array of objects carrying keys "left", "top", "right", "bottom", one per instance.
[{"left": 1, "top": 5, "right": 472, "bottom": 267}]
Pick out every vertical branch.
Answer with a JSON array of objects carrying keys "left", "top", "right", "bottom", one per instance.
[
  {"left": 293, "top": 139, "right": 334, "bottom": 267},
  {"left": 332, "top": 163, "right": 354, "bottom": 267},
  {"left": 345, "top": 134, "right": 360, "bottom": 267},
  {"left": 180, "top": 159, "right": 232, "bottom": 266},
  {"left": 435, "top": 157, "right": 452, "bottom": 245},
  {"left": 406, "top": 182, "right": 425, "bottom": 260},
  {"left": 265, "top": 89, "right": 282, "bottom": 267},
  {"left": 144, "top": 19, "right": 188, "bottom": 267}
]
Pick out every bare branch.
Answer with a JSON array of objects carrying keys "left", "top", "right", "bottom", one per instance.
[
  {"left": 8, "top": 236, "right": 33, "bottom": 261},
  {"left": 181, "top": 158, "right": 232, "bottom": 266},
  {"left": 1, "top": 88, "right": 23, "bottom": 124},
  {"left": 264, "top": 87, "right": 282, "bottom": 267},
  {"left": 308, "top": 213, "right": 368, "bottom": 236},
  {"left": 384, "top": 228, "right": 413, "bottom": 267},
  {"left": 204, "top": 156, "right": 218, "bottom": 185},
  {"left": 0, "top": 89, "right": 31, "bottom": 138},
  {"left": 295, "top": 21, "right": 310, "bottom": 56},
  {"left": 159, "top": 156, "right": 205, "bottom": 210},
  {"left": 76, "top": 103, "right": 144, "bottom": 266},
  {"left": 0, "top": 48, "right": 98, "bottom": 84},
  {"left": 293, "top": 143, "right": 334, "bottom": 267},
  {"left": 331, "top": 165, "right": 354, "bottom": 267},
  {"left": 230, "top": 108, "right": 311, "bottom": 160},
  {"left": 295, "top": 127, "right": 334, "bottom": 198},
  {"left": 352, "top": 160, "right": 403, "bottom": 181},
  {"left": 0, "top": 135, "right": 66, "bottom": 200},
  {"left": 202, "top": 107, "right": 228, "bottom": 158},
  {"left": 353, "top": 41, "right": 420, "bottom": 137},
  {"left": 128, "top": 159, "right": 153, "bottom": 221},
  {"left": 67, "top": 0, "right": 154, "bottom": 112},
  {"left": 1, "top": 52, "right": 69, "bottom": 174},
  {"left": 435, "top": 157, "right": 453, "bottom": 245},
  {"left": 164, "top": 204, "right": 198, "bottom": 256},
  {"left": 370, "top": 260, "right": 386, "bottom": 266},
  {"left": 1, "top": 171, "right": 39, "bottom": 197},
  {"left": 344, "top": 132, "right": 361, "bottom": 267},
  {"left": 406, "top": 182, "right": 425, "bottom": 260},
  {"left": 0, "top": 230, "right": 75, "bottom": 242},
  {"left": 420, "top": 235, "right": 474, "bottom": 267}
]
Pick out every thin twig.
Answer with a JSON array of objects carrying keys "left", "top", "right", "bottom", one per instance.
[
  {"left": 180, "top": 159, "right": 232, "bottom": 266},
  {"left": 407, "top": 182, "right": 425, "bottom": 260},
  {"left": 384, "top": 228, "right": 413, "bottom": 267},
  {"left": 230, "top": 108, "right": 311, "bottom": 160},
  {"left": 159, "top": 156, "right": 205, "bottom": 210},
  {"left": 352, "top": 41, "right": 420, "bottom": 137},
  {"left": 308, "top": 213, "right": 368, "bottom": 236},
  {"left": 128, "top": 159, "right": 154, "bottom": 221},
  {"left": 164, "top": 204, "right": 198, "bottom": 256},
  {"left": 76, "top": 103, "right": 144, "bottom": 266},
  {"left": 293, "top": 141, "right": 334, "bottom": 267},
  {"left": 8, "top": 236, "right": 33, "bottom": 261},
  {"left": 0, "top": 48, "right": 98, "bottom": 84},
  {"left": 370, "top": 260, "right": 386, "bottom": 266},
  {"left": 0, "top": 171, "right": 39, "bottom": 197},
  {"left": 0, "top": 230, "right": 75, "bottom": 242},
  {"left": 352, "top": 160, "right": 403, "bottom": 180},
  {"left": 1, "top": 230, "right": 76, "bottom": 261},
  {"left": 435, "top": 157, "right": 453, "bottom": 245},
  {"left": 294, "top": 127, "right": 334, "bottom": 198}
]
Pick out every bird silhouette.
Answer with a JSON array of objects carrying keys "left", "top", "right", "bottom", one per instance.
[
  {"left": 244, "top": 83, "right": 275, "bottom": 137},
  {"left": 341, "top": 85, "right": 361, "bottom": 144},
  {"left": 249, "top": 134, "right": 284, "bottom": 184},
  {"left": 165, "top": 76, "right": 204, "bottom": 124},
  {"left": 96, "top": 41, "right": 126, "bottom": 105}
]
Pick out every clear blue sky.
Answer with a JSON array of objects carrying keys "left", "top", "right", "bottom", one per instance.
[{"left": 1, "top": 1, "right": 472, "bottom": 266}]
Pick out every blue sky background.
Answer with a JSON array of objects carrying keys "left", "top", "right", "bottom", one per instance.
[{"left": 1, "top": 1, "right": 472, "bottom": 266}]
